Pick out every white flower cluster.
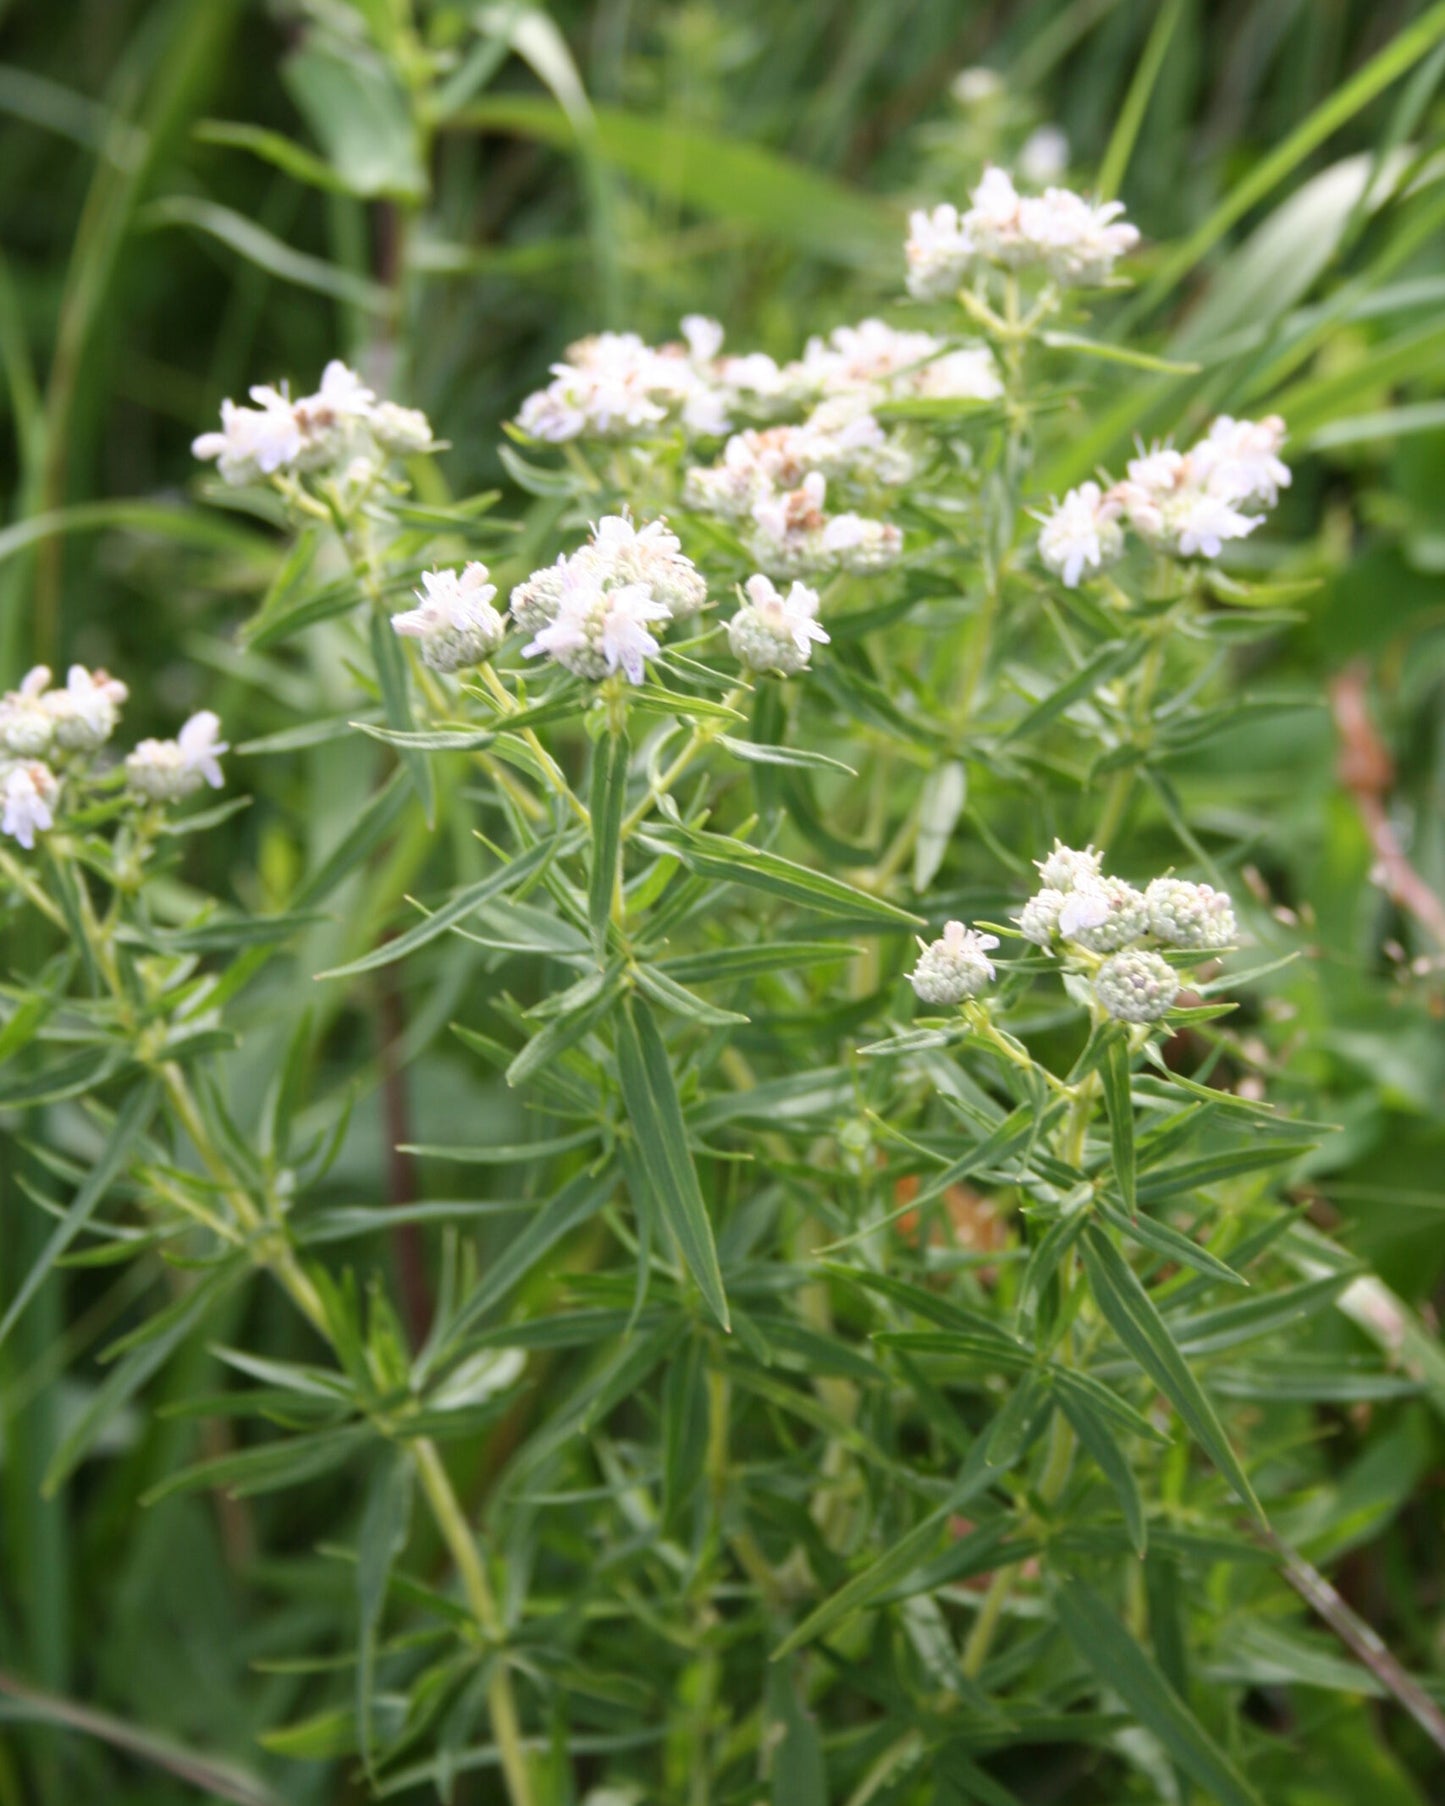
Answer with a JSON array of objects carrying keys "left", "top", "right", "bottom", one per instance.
[
  {"left": 1036, "top": 416, "right": 1291, "bottom": 586},
  {"left": 0, "top": 664, "right": 228, "bottom": 848},
  {"left": 906, "top": 166, "right": 1139, "bottom": 300},
  {"left": 727, "top": 575, "right": 829, "bottom": 677},
  {"left": 1017, "top": 841, "right": 1236, "bottom": 1022},
  {"left": 515, "top": 315, "right": 1000, "bottom": 446},
  {"left": 392, "top": 564, "right": 506, "bottom": 674},
  {"left": 513, "top": 515, "right": 707, "bottom": 686},
  {"left": 193, "top": 361, "right": 435, "bottom": 487},
  {"left": 909, "top": 921, "right": 1000, "bottom": 1005},
  {"left": 1, "top": 665, "right": 129, "bottom": 850}
]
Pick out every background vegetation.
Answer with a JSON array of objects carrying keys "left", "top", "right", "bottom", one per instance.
[{"left": 2, "top": 1, "right": 1445, "bottom": 1803}]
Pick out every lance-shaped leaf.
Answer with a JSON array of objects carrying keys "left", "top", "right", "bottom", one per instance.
[
  {"left": 0, "top": 1080, "right": 159, "bottom": 1351},
  {"left": 1055, "top": 1579, "right": 1264, "bottom": 1806},
  {"left": 357, "top": 1449, "right": 413, "bottom": 1777},
  {"left": 588, "top": 726, "right": 629, "bottom": 948},
  {"left": 1081, "top": 1225, "right": 1262, "bottom": 1519},
  {"left": 1099, "top": 1026, "right": 1136, "bottom": 1217},
  {"left": 616, "top": 996, "right": 729, "bottom": 1329}
]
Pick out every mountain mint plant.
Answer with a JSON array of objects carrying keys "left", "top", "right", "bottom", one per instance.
[{"left": 2, "top": 154, "right": 1425, "bottom": 1806}]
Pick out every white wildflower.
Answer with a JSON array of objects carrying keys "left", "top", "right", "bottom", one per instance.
[
  {"left": 392, "top": 564, "right": 506, "bottom": 673},
  {"left": 43, "top": 665, "right": 128, "bottom": 751},
  {"left": 905, "top": 203, "right": 975, "bottom": 301},
  {"left": 523, "top": 570, "right": 668, "bottom": 684},
  {"left": 371, "top": 401, "right": 437, "bottom": 455},
  {"left": 912, "top": 347, "right": 1003, "bottom": 403},
  {"left": 1037, "top": 481, "right": 1124, "bottom": 588},
  {"left": 588, "top": 514, "right": 708, "bottom": 619},
  {"left": 680, "top": 315, "right": 725, "bottom": 363},
  {"left": 952, "top": 67, "right": 1004, "bottom": 106},
  {"left": 728, "top": 575, "right": 829, "bottom": 676},
  {"left": 910, "top": 921, "right": 1000, "bottom": 1005},
  {"left": 192, "top": 387, "right": 302, "bottom": 484},
  {"left": 1, "top": 759, "right": 58, "bottom": 849},
  {"left": 127, "top": 710, "right": 228, "bottom": 803},
  {"left": 749, "top": 472, "right": 831, "bottom": 575},
  {"left": 1019, "top": 124, "right": 1069, "bottom": 186},
  {"left": 1191, "top": 415, "right": 1291, "bottom": 508},
  {"left": 964, "top": 167, "right": 1029, "bottom": 266},
  {"left": 1094, "top": 948, "right": 1179, "bottom": 1023},
  {"left": 1016, "top": 186, "right": 1138, "bottom": 285},
  {"left": 1036, "top": 840, "right": 1104, "bottom": 892},
  {"left": 0, "top": 667, "right": 56, "bottom": 758},
  {"left": 509, "top": 554, "right": 574, "bottom": 636},
  {"left": 820, "top": 511, "right": 904, "bottom": 572}
]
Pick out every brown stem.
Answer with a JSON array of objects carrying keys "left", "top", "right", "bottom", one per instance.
[
  {"left": 1260, "top": 1528, "right": 1445, "bottom": 1758},
  {"left": 1330, "top": 661, "right": 1445, "bottom": 948}
]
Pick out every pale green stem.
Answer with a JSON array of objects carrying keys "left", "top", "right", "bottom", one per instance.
[
  {"left": 413, "top": 1438, "right": 536, "bottom": 1806},
  {"left": 618, "top": 685, "right": 746, "bottom": 838}
]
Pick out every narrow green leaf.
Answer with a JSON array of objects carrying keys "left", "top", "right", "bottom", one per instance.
[
  {"left": 638, "top": 825, "right": 921, "bottom": 927},
  {"left": 616, "top": 997, "right": 729, "bottom": 1329},
  {"left": 0, "top": 1081, "right": 159, "bottom": 1351},
  {"left": 717, "top": 734, "right": 856, "bottom": 775},
  {"left": 138, "top": 195, "right": 392, "bottom": 311},
  {"left": 656, "top": 940, "right": 858, "bottom": 983},
  {"left": 371, "top": 610, "right": 434, "bottom": 823},
  {"left": 1055, "top": 1580, "right": 1264, "bottom": 1806},
  {"left": 317, "top": 837, "right": 561, "bottom": 979},
  {"left": 1056, "top": 1387, "right": 1147, "bottom": 1556},
  {"left": 632, "top": 964, "right": 749, "bottom": 1026},
  {"left": 1081, "top": 1227, "right": 1261, "bottom": 1518},
  {"left": 1041, "top": 331, "right": 1200, "bottom": 374},
  {"left": 443, "top": 1171, "right": 614, "bottom": 1345},
  {"left": 357, "top": 1449, "right": 413, "bottom": 1775},
  {"left": 588, "top": 727, "right": 628, "bottom": 948},
  {"left": 1096, "top": 1198, "right": 1247, "bottom": 1290},
  {"left": 1100, "top": 1029, "right": 1135, "bottom": 1218}
]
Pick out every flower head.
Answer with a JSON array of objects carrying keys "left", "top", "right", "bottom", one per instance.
[
  {"left": 44, "top": 665, "right": 128, "bottom": 751},
  {"left": 127, "top": 711, "right": 228, "bottom": 803},
  {"left": 1, "top": 759, "right": 58, "bottom": 849},
  {"left": 1057, "top": 876, "right": 1150, "bottom": 953},
  {"left": 905, "top": 203, "right": 975, "bottom": 301},
  {"left": 587, "top": 514, "right": 708, "bottom": 619},
  {"left": 910, "top": 921, "right": 1000, "bottom": 1005},
  {"left": 392, "top": 564, "right": 506, "bottom": 673},
  {"left": 728, "top": 575, "right": 829, "bottom": 676},
  {"left": 1037, "top": 482, "right": 1123, "bottom": 588},
  {"left": 1094, "top": 948, "right": 1179, "bottom": 1023},
  {"left": 1036, "top": 840, "right": 1103, "bottom": 892},
  {"left": 523, "top": 570, "right": 668, "bottom": 684},
  {"left": 1145, "top": 877, "right": 1236, "bottom": 950},
  {"left": 0, "top": 667, "right": 56, "bottom": 758}
]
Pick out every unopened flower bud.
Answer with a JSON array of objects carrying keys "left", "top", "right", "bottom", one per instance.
[
  {"left": 1094, "top": 948, "right": 1179, "bottom": 1023},
  {"left": 1145, "top": 877, "right": 1236, "bottom": 949},
  {"left": 1059, "top": 876, "right": 1149, "bottom": 953}
]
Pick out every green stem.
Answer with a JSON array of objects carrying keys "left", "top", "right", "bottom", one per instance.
[
  {"left": 413, "top": 1438, "right": 536, "bottom": 1806},
  {"left": 619, "top": 684, "right": 746, "bottom": 838}
]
